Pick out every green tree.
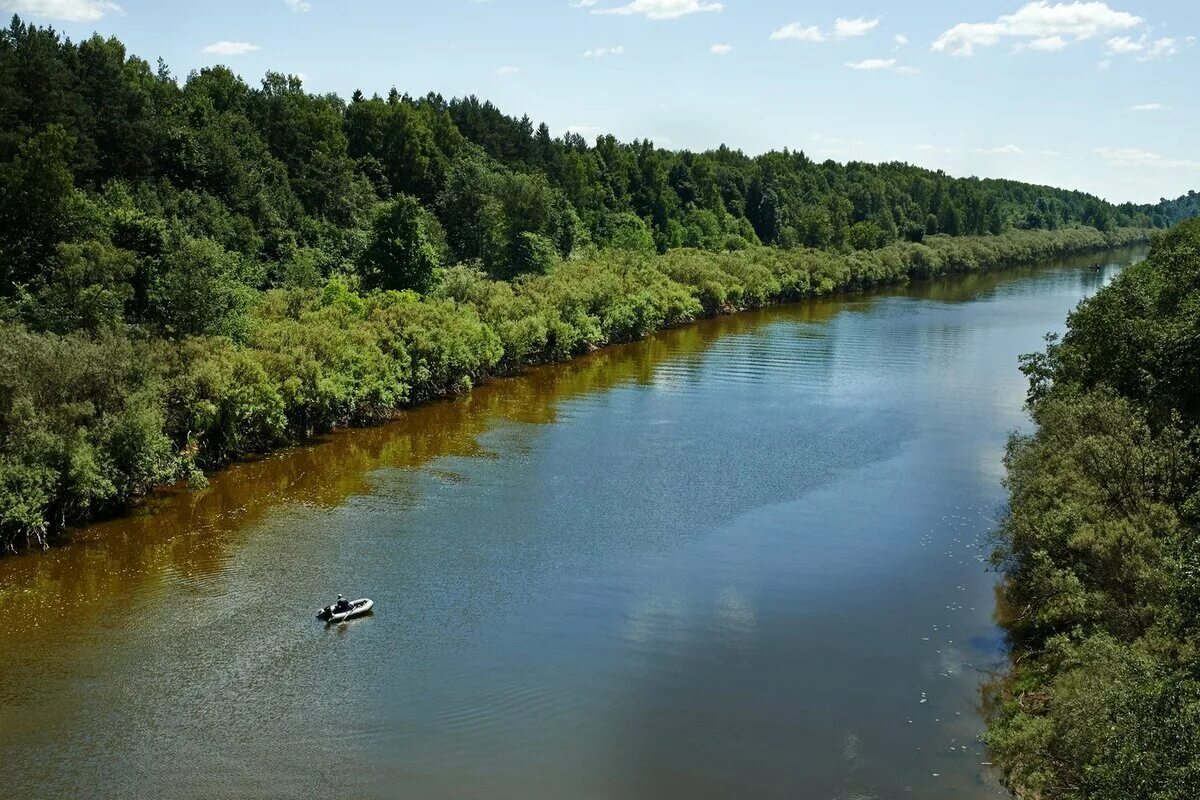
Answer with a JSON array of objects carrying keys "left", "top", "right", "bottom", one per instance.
[
  {"left": 0, "top": 125, "right": 93, "bottom": 290},
  {"left": 509, "top": 231, "right": 558, "bottom": 276},
  {"left": 148, "top": 234, "right": 260, "bottom": 339},
  {"left": 18, "top": 240, "right": 135, "bottom": 332},
  {"left": 360, "top": 195, "right": 441, "bottom": 292}
]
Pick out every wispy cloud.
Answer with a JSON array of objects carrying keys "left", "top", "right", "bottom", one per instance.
[
  {"left": 771, "top": 23, "right": 825, "bottom": 42},
  {"left": 590, "top": 0, "right": 722, "bottom": 20},
  {"left": 847, "top": 58, "right": 895, "bottom": 70},
  {"left": 933, "top": 2, "right": 1142, "bottom": 57},
  {"left": 1106, "top": 34, "right": 1189, "bottom": 61},
  {"left": 834, "top": 17, "right": 879, "bottom": 39},
  {"left": 1130, "top": 102, "right": 1166, "bottom": 111},
  {"left": 710, "top": 43, "right": 733, "bottom": 55},
  {"left": 4, "top": 0, "right": 121, "bottom": 21},
  {"left": 201, "top": 41, "right": 262, "bottom": 56},
  {"left": 1095, "top": 147, "right": 1200, "bottom": 168},
  {"left": 846, "top": 58, "right": 919, "bottom": 73},
  {"left": 1015, "top": 35, "right": 1069, "bottom": 51},
  {"left": 496, "top": 65, "right": 521, "bottom": 76},
  {"left": 284, "top": 0, "right": 310, "bottom": 12},
  {"left": 772, "top": 17, "right": 881, "bottom": 43},
  {"left": 583, "top": 46, "right": 624, "bottom": 58}
]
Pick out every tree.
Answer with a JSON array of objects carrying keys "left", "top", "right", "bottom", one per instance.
[
  {"left": 18, "top": 240, "right": 135, "bottom": 332},
  {"left": 0, "top": 125, "right": 93, "bottom": 291},
  {"left": 148, "top": 234, "right": 260, "bottom": 339},
  {"left": 508, "top": 231, "right": 558, "bottom": 276},
  {"left": 360, "top": 195, "right": 441, "bottom": 292},
  {"left": 596, "top": 212, "right": 655, "bottom": 255}
]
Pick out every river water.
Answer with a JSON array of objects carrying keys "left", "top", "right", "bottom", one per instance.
[{"left": 0, "top": 249, "right": 1142, "bottom": 800}]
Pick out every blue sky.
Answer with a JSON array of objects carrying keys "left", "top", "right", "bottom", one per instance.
[{"left": 5, "top": 0, "right": 1197, "bottom": 203}]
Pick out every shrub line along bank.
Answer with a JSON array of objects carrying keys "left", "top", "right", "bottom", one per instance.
[
  {"left": 0, "top": 226, "right": 1149, "bottom": 551},
  {"left": 984, "top": 219, "right": 1200, "bottom": 800}
]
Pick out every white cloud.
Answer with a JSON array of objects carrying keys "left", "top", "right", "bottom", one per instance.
[
  {"left": 591, "top": 0, "right": 722, "bottom": 20},
  {"left": 1106, "top": 34, "right": 1188, "bottom": 61},
  {"left": 4, "top": 0, "right": 121, "bottom": 21},
  {"left": 201, "top": 41, "right": 261, "bottom": 56},
  {"left": 933, "top": 2, "right": 1142, "bottom": 57},
  {"left": 1130, "top": 103, "right": 1165, "bottom": 111},
  {"left": 773, "top": 17, "right": 884, "bottom": 44},
  {"left": 1017, "top": 35, "right": 1069, "bottom": 51},
  {"left": 284, "top": 0, "right": 310, "bottom": 11},
  {"left": 583, "top": 46, "right": 625, "bottom": 58},
  {"left": 834, "top": 17, "right": 879, "bottom": 38},
  {"left": 1140, "top": 37, "right": 1179, "bottom": 60},
  {"left": 845, "top": 58, "right": 919, "bottom": 73},
  {"left": 710, "top": 43, "right": 733, "bottom": 55},
  {"left": 771, "top": 23, "right": 825, "bottom": 42},
  {"left": 1105, "top": 35, "right": 1142, "bottom": 53},
  {"left": 894, "top": 34, "right": 909, "bottom": 46},
  {"left": 496, "top": 65, "right": 521, "bottom": 76},
  {"left": 1094, "top": 147, "right": 1200, "bottom": 169},
  {"left": 847, "top": 58, "right": 895, "bottom": 70}
]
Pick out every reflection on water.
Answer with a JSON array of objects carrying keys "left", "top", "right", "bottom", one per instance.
[{"left": 0, "top": 249, "right": 1142, "bottom": 799}]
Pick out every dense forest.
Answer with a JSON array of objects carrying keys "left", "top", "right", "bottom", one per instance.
[
  {"left": 1151, "top": 190, "right": 1200, "bottom": 227},
  {"left": 987, "top": 219, "right": 1200, "bottom": 798},
  {"left": 0, "top": 16, "right": 1175, "bottom": 549},
  {"left": 0, "top": 15, "right": 1173, "bottom": 300}
]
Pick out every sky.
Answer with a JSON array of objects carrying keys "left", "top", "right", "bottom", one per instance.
[{"left": 4, "top": 0, "right": 1197, "bottom": 204}]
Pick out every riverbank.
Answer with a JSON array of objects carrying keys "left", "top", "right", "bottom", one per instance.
[
  {"left": 0, "top": 226, "right": 1151, "bottom": 551},
  {"left": 984, "top": 220, "right": 1200, "bottom": 799}
]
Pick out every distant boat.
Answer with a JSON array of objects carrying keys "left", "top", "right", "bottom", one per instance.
[{"left": 317, "top": 598, "right": 374, "bottom": 623}]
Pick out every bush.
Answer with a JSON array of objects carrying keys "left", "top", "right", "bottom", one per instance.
[
  {"left": 985, "top": 219, "right": 1200, "bottom": 800},
  {"left": 0, "top": 225, "right": 1153, "bottom": 549}
]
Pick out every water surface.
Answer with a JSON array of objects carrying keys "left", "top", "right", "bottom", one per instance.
[{"left": 0, "top": 250, "right": 1142, "bottom": 799}]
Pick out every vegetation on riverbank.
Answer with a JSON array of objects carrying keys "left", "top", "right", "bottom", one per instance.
[
  {"left": 0, "top": 226, "right": 1148, "bottom": 550},
  {"left": 986, "top": 218, "right": 1200, "bottom": 799},
  {"left": 0, "top": 18, "right": 1172, "bottom": 550}
]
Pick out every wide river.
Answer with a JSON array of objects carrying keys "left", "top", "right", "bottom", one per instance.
[{"left": 0, "top": 248, "right": 1143, "bottom": 800}]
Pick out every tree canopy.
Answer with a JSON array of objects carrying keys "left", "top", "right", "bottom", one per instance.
[
  {"left": 0, "top": 15, "right": 1187, "bottom": 339},
  {"left": 988, "top": 219, "right": 1200, "bottom": 800}
]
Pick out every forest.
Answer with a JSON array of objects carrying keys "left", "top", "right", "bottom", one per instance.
[
  {"left": 0, "top": 16, "right": 1178, "bottom": 549},
  {"left": 987, "top": 218, "right": 1200, "bottom": 799},
  {"left": 1155, "top": 190, "right": 1200, "bottom": 227}
]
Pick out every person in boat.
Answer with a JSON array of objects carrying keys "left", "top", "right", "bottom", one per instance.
[{"left": 333, "top": 594, "right": 353, "bottom": 614}]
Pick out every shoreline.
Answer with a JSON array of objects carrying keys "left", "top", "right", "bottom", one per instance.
[{"left": 2, "top": 227, "right": 1153, "bottom": 554}]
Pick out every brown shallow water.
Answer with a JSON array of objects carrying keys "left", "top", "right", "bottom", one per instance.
[{"left": 0, "top": 249, "right": 1143, "bottom": 799}]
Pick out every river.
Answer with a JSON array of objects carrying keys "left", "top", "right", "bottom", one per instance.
[{"left": 0, "top": 248, "right": 1143, "bottom": 800}]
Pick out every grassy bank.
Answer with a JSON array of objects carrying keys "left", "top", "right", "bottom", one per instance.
[
  {"left": 0, "top": 226, "right": 1148, "bottom": 551},
  {"left": 985, "top": 220, "right": 1200, "bottom": 799}
]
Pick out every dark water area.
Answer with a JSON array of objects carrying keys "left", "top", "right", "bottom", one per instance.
[{"left": 0, "top": 249, "right": 1143, "bottom": 799}]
